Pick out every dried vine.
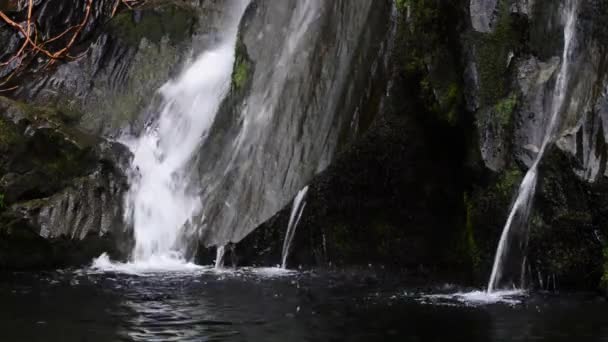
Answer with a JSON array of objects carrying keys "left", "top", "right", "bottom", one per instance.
[{"left": 0, "top": 0, "right": 146, "bottom": 92}]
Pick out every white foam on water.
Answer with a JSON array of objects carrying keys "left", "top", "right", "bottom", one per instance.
[
  {"left": 89, "top": 254, "right": 298, "bottom": 278},
  {"left": 90, "top": 253, "right": 207, "bottom": 275},
  {"left": 419, "top": 289, "right": 526, "bottom": 307}
]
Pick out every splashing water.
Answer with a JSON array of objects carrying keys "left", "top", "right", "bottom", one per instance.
[
  {"left": 281, "top": 186, "right": 309, "bottom": 269},
  {"left": 215, "top": 246, "right": 226, "bottom": 269},
  {"left": 487, "top": 1, "right": 578, "bottom": 293},
  {"left": 419, "top": 290, "right": 526, "bottom": 307},
  {"left": 92, "top": 0, "right": 251, "bottom": 272}
]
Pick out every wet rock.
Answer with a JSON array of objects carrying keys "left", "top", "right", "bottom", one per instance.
[
  {"left": 470, "top": 0, "right": 498, "bottom": 33},
  {"left": 0, "top": 96, "right": 130, "bottom": 269},
  {"left": 6, "top": 0, "right": 218, "bottom": 137},
  {"left": 527, "top": 147, "right": 606, "bottom": 290},
  {"left": 194, "top": 0, "right": 393, "bottom": 247}
]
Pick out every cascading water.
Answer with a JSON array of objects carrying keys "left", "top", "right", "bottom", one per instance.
[
  {"left": 93, "top": 0, "right": 251, "bottom": 271},
  {"left": 486, "top": 1, "right": 579, "bottom": 293},
  {"left": 191, "top": 0, "right": 389, "bottom": 248},
  {"left": 215, "top": 246, "right": 226, "bottom": 269},
  {"left": 281, "top": 186, "right": 309, "bottom": 269}
]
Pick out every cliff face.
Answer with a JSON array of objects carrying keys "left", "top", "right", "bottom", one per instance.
[
  {"left": 2, "top": 0, "right": 608, "bottom": 293},
  {"left": 0, "top": 0, "right": 212, "bottom": 268},
  {"left": 0, "top": 0, "right": 393, "bottom": 268},
  {"left": 465, "top": 0, "right": 608, "bottom": 290},
  {"left": 190, "top": 0, "right": 392, "bottom": 248},
  {"left": 235, "top": 0, "right": 608, "bottom": 291},
  {"left": 0, "top": 96, "right": 129, "bottom": 269}
]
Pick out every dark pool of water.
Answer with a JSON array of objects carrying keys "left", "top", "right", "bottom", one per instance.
[{"left": 1, "top": 268, "right": 607, "bottom": 342}]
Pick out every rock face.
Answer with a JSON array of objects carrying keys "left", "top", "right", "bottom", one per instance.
[
  {"left": 470, "top": 0, "right": 498, "bottom": 33},
  {"left": 0, "top": 0, "right": 218, "bottom": 268},
  {"left": 2, "top": 0, "right": 608, "bottom": 294},
  {"left": 192, "top": 0, "right": 393, "bottom": 248},
  {"left": 461, "top": 0, "right": 608, "bottom": 290},
  {"left": 0, "top": 96, "right": 129, "bottom": 269},
  {"left": 4, "top": 0, "right": 221, "bottom": 137},
  {"left": 233, "top": 0, "right": 608, "bottom": 292},
  {"left": 234, "top": 0, "right": 472, "bottom": 282}
]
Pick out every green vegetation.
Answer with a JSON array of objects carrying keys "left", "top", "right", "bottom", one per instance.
[
  {"left": 394, "top": 0, "right": 465, "bottom": 125},
  {"left": 0, "top": 117, "right": 18, "bottom": 148},
  {"left": 109, "top": 3, "right": 197, "bottom": 46},
  {"left": 231, "top": 37, "right": 252, "bottom": 91},
  {"left": 474, "top": 0, "right": 522, "bottom": 107},
  {"left": 0, "top": 193, "right": 4, "bottom": 211},
  {"left": 232, "top": 58, "right": 250, "bottom": 90},
  {"left": 495, "top": 168, "right": 523, "bottom": 198},
  {"left": 395, "top": 0, "right": 410, "bottom": 12},
  {"left": 494, "top": 93, "right": 518, "bottom": 127}
]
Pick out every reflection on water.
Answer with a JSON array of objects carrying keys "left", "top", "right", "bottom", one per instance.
[{"left": 1, "top": 269, "right": 608, "bottom": 342}]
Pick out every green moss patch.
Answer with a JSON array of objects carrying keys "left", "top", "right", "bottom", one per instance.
[
  {"left": 473, "top": 0, "right": 525, "bottom": 107},
  {"left": 109, "top": 2, "right": 198, "bottom": 46},
  {"left": 231, "top": 36, "right": 252, "bottom": 91}
]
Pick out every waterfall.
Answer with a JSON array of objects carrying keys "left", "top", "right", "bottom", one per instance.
[
  {"left": 281, "top": 186, "right": 309, "bottom": 269},
  {"left": 190, "top": 0, "right": 387, "bottom": 247},
  {"left": 487, "top": 1, "right": 578, "bottom": 293},
  {"left": 215, "top": 246, "right": 226, "bottom": 269},
  {"left": 112, "top": 0, "right": 250, "bottom": 269}
]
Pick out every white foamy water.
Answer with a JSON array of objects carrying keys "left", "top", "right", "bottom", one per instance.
[
  {"left": 419, "top": 290, "right": 526, "bottom": 307},
  {"left": 90, "top": 253, "right": 297, "bottom": 278},
  {"left": 90, "top": 253, "right": 206, "bottom": 275},
  {"left": 487, "top": 1, "right": 578, "bottom": 292},
  {"left": 93, "top": 1, "right": 251, "bottom": 273}
]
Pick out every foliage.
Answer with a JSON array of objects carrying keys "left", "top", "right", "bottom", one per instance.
[
  {"left": 495, "top": 168, "right": 523, "bottom": 198},
  {"left": 491, "top": 92, "right": 518, "bottom": 130},
  {"left": 395, "top": 0, "right": 407, "bottom": 12},
  {"left": 0, "top": 192, "right": 4, "bottom": 211},
  {"left": 232, "top": 59, "right": 249, "bottom": 90}
]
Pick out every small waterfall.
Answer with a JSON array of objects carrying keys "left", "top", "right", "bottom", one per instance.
[
  {"left": 487, "top": 1, "right": 578, "bottom": 293},
  {"left": 215, "top": 246, "right": 226, "bottom": 269},
  {"left": 281, "top": 186, "right": 309, "bottom": 269},
  {"left": 115, "top": 0, "right": 250, "bottom": 269}
]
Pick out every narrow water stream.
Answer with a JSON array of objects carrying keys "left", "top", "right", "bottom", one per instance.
[{"left": 487, "top": 0, "right": 579, "bottom": 293}]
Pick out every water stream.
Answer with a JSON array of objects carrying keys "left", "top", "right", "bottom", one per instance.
[
  {"left": 281, "top": 186, "right": 309, "bottom": 269},
  {"left": 486, "top": 1, "right": 579, "bottom": 293},
  {"left": 215, "top": 246, "right": 226, "bottom": 269},
  {"left": 93, "top": 0, "right": 251, "bottom": 271}
]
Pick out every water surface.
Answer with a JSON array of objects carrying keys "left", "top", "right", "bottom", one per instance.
[{"left": 1, "top": 269, "right": 607, "bottom": 341}]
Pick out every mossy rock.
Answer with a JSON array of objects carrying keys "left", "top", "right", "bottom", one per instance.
[
  {"left": 393, "top": 0, "right": 467, "bottom": 125},
  {"left": 472, "top": 0, "right": 527, "bottom": 107},
  {"left": 0, "top": 97, "right": 100, "bottom": 205},
  {"left": 108, "top": 1, "right": 198, "bottom": 46},
  {"left": 231, "top": 34, "right": 253, "bottom": 91}
]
